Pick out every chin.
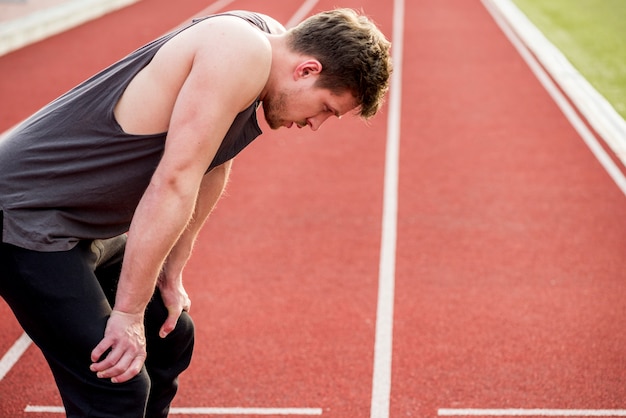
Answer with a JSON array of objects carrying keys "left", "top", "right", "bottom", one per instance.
[{"left": 264, "top": 117, "right": 284, "bottom": 130}]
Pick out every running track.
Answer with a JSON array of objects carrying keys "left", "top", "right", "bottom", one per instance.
[{"left": 1, "top": 0, "right": 626, "bottom": 417}]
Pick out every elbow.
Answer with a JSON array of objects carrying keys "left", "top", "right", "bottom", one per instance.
[{"left": 148, "top": 169, "right": 201, "bottom": 206}]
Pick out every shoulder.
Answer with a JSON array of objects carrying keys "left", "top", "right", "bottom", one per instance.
[
  {"left": 182, "top": 14, "right": 271, "bottom": 55},
  {"left": 193, "top": 15, "right": 272, "bottom": 89},
  {"left": 157, "top": 14, "right": 272, "bottom": 87},
  {"left": 159, "top": 14, "right": 272, "bottom": 58},
  {"left": 193, "top": 11, "right": 285, "bottom": 34},
  {"left": 192, "top": 15, "right": 271, "bottom": 76},
  {"left": 184, "top": 16, "right": 272, "bottom": 105}
]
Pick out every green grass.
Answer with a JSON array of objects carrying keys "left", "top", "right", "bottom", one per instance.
[{"left": 511, "top": 0, "right": 626, "bottom": 119}]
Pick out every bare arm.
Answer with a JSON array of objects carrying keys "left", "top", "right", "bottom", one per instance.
[
  {"left": 157, "top": 160, "right": 233, "bottom": 337},
  {"left": 90, "top": 17, "right": 271, "bottom": 383}
]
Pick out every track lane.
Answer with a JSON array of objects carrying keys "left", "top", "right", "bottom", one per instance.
[
  {"left": 392, "top": 0, "right": 626, "bottom": 416},
  {"left": 170, "top": 2, "right": 393, "bottom": 416}
]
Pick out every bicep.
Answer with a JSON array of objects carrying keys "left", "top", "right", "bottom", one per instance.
[{"left": 153, "top": 22, "right": 270, "bottom": 189}]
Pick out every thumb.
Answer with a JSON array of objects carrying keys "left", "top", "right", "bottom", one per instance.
[{"left": 159, "top": 308, "right": 180, "bottom": 338}]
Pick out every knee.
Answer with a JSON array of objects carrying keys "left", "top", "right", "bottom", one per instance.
[
  {"left": 146, "top": 312, "right": 195, "bottom": 371},
  {"left": 103, "top": 369, "right": 152, "bottom": 417},
  {"left": 165, "top": 311, "right": 194, "bottom": 348},
  {"left": 169, "top": 311, "right": 195, "bottom": 366},
  {"left": 174, "top": 311, "right": 194, "bottom": 336},
  {"left": 62, "top": 368, "right": 151, "bottom": 418},
  {"left": 122, "top": 368, "right": 152, "bottom": 406}
]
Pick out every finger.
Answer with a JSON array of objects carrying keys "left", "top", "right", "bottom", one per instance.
[
  {"left": 159, "top": 309, "right": 180, "bottom": 338},
  {"left": 90, "top": 337, "right": 116, "bottom": 368},
  {"left": 100, "top": 346, "right": 145, "bottom": 382},
  {"left": 111, "top": 356, "right": 146, "bottom": 384},
  {"left": 96, "top": 350, "right": 133, "bottom": 380},
  {"left": 90, "top": 343, "right": 124, "bottom": 373}
]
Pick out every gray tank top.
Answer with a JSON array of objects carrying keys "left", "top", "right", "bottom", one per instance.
[{"left": 0, "top": 11, "right": 271, "bottom": 251}]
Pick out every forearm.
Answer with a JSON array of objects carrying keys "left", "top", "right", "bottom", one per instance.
[
  {"left": 114, "top": 178, "right": 198, "bottom": 315},
  {"left": 160, "top": 161, "right": 232, "bottom": 284}
]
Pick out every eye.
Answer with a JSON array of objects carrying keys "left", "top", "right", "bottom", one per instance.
[{"left": 324, "top": 105, "right": 337, "bottom": 117}]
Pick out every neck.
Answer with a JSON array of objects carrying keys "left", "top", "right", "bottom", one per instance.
[{"left": 259, "top": 34, "right": 291, "bottom": 101}]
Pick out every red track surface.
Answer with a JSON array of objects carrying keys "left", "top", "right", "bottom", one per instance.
[{"left": 1, "top": 0, "right": 625, "bottom": 417}]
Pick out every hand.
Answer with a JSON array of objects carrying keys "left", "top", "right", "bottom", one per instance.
[
  {"left": 90, "top": 310, "right": 147, "bottom": 383},
  {"left": 157, "top": 274, "right": 191, "bottom": 338}
]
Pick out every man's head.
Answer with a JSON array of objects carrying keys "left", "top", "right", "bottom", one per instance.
[{"left": 287, "top": 9, "right": 392, "bottom": 120}]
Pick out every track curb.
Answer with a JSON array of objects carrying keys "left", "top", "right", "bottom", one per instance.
[
  {"left": 485, "top": 0, "right": 626, "bottom": 168},
  {"left": 0, "top": 0, "right": 140, "bottom": 57}
]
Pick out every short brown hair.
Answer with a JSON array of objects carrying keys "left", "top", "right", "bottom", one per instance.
[{"left": 288, "top": 9, "right": 392, "bottom": 119}]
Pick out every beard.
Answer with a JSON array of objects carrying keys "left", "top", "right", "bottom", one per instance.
[{"left": 261, "top": 90, "right": 287, "bottom": 130}]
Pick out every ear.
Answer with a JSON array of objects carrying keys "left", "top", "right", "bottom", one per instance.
[{"left": 293, "top": 59, "right": 322, "bottom": 80}]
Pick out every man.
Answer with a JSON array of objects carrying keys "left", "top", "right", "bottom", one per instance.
[{"left": 0, "top": 8, "right": 391, "bottom": 417}]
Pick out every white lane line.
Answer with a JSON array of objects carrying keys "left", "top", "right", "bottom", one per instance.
[
  {"left": 443, "top": 6, "right": 626, "bottom": 417},
  {"left": 25, "top": 405, "right": 323, "bottom": 415},
  {"left": 439, "top": 409, "right": 626, "bottom": 416},
  {"left": 169, "top": 407, "right": 322, "bottom": 415},
  {"left": 285, "top": 0, "right": 319, "bottom": 29},
  {"left": 485, "top": 0, "right": 626, "bottom": 167},
  {"left": 0, "top": 332, "right": 31, "bottom": 381},
  {"left": 370, "top": 0, "right": 404, "bottom": 417},
  {"left": 482, "top": 0, "right": 626, "bottom": 197},
  {"left": 444, "top": 5, "right": 626, "bottom": 418}
]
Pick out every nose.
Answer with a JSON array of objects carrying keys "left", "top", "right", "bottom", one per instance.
[{"left": 308, "top": 113, "right": 333, "bottom": 131}]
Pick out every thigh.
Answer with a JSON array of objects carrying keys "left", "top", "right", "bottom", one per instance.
[
  {"left": 0, "top": 242, "right": 111, "bottom": 355},
  {"left": 90, "top": 243, "right": 195, "bottom": 417},
  {"left": 0, "top": 242, "right": 151, "bottom": 417}
]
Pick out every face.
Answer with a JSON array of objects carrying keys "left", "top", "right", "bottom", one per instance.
[{"left": 262, "top": 79, "right": 358, "bottom": 131}]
